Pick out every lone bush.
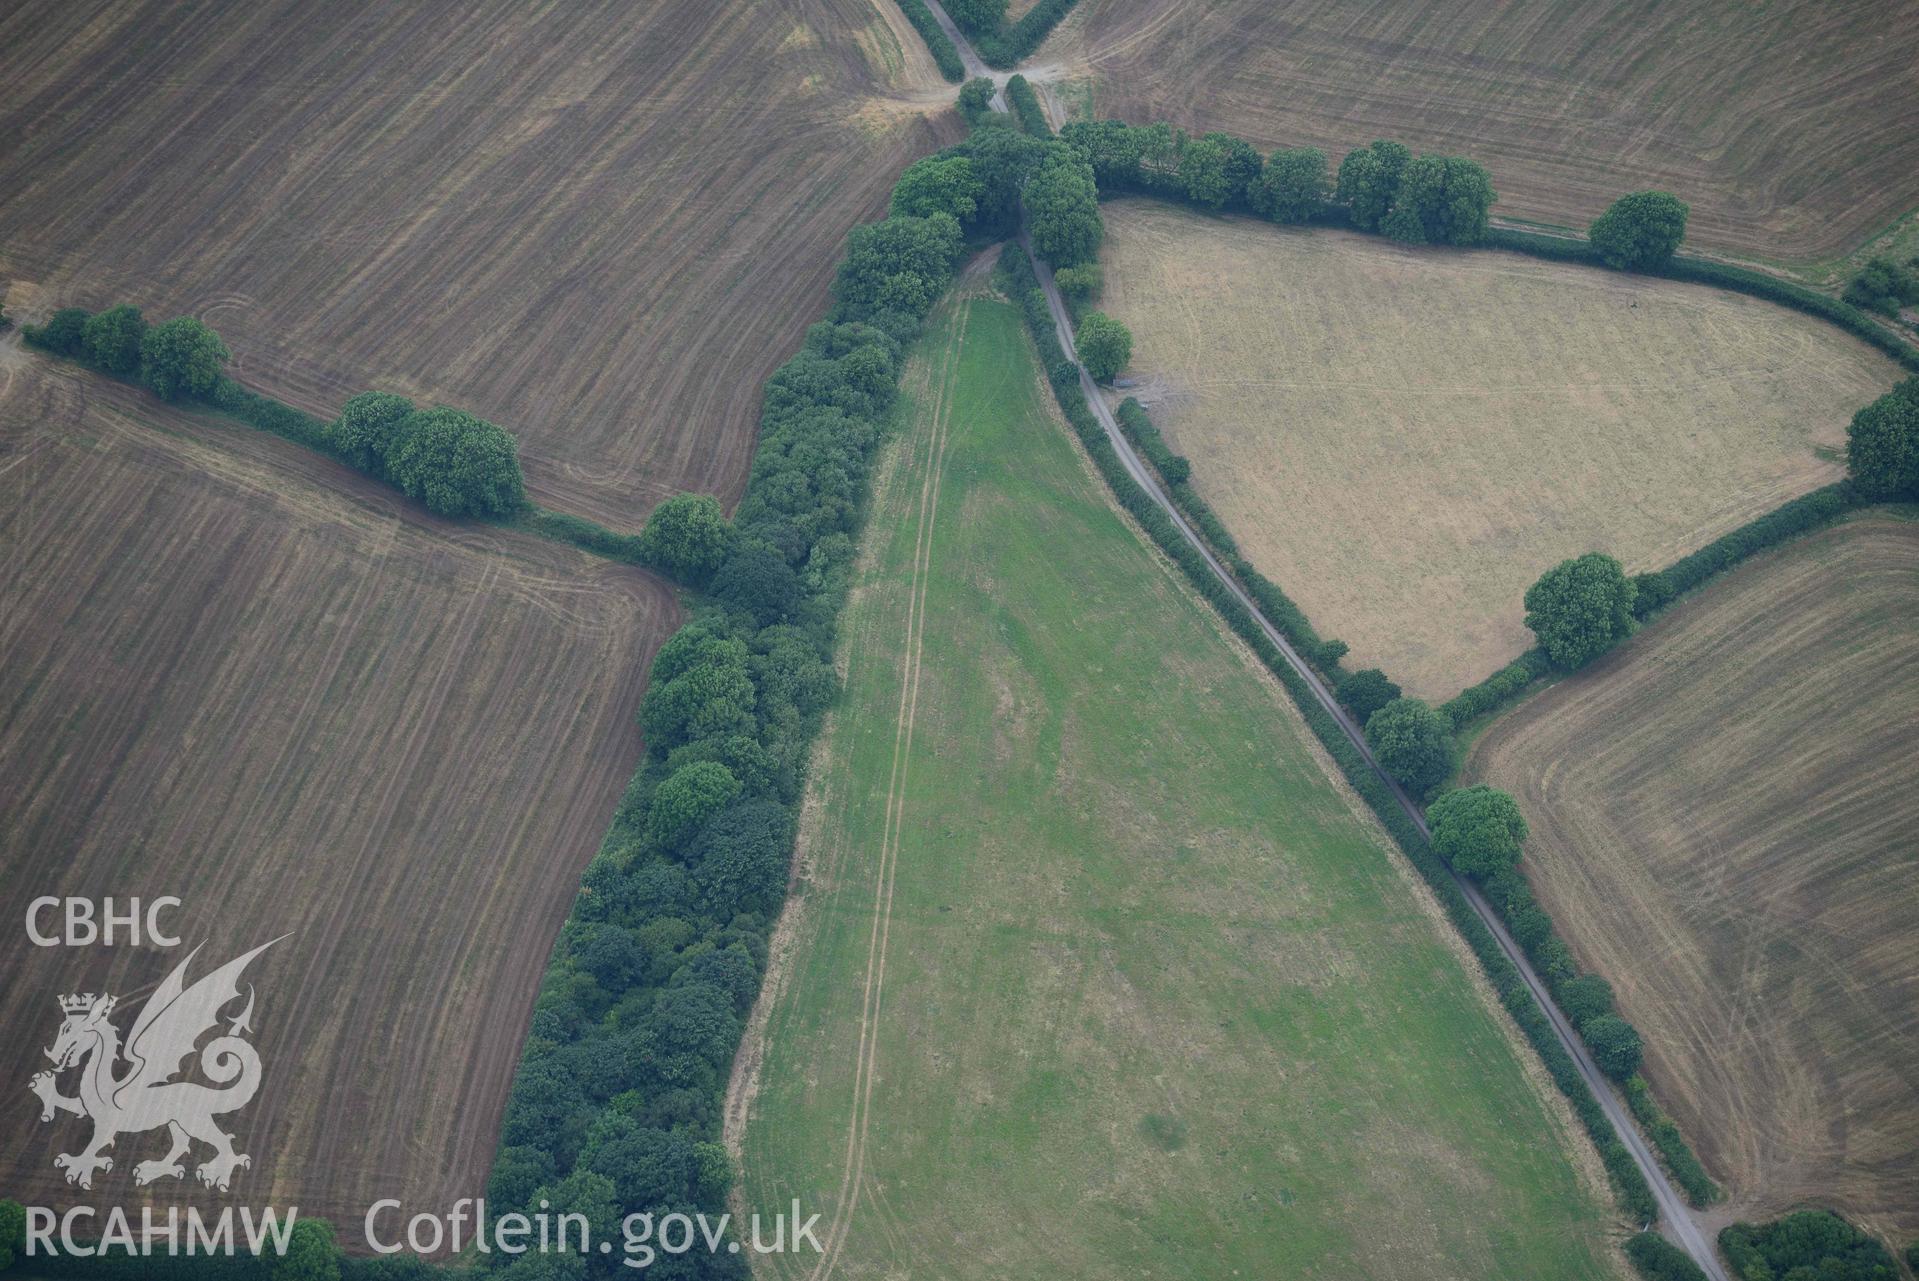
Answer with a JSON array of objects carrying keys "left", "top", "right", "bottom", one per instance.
[
  {"left": 1582, "top": 1014, "right": 1644, "bottom": 1080},
  {"left": 1846, "top": 377, "right": 1919, "bottom": 500},
  {"left": 958, "top": 77, "right": 997, "bottom": 125},
  {"left": 25, "top": 307, "right": 91, "bottom": 357},
  {"left": 384, "top": 405, "right": 526, "bottom": 517},
  {"left": 640, "top": 493, "right": 733, "bottom": 584},
  {"left": 139, "top": 316, "right": 230, "bottom": 401},
  {"left": 1590, "top": 191, "right": 1690, "bottom": 271},
  {"left": 1427, "top": 785, "right": 1527, "bottom": 879},
  {"left": 1558, "top": 974, "right": 1615, "bottom": 1029},
  {"left": 1251, "top": 147, "right": 1329, "bottom": 224},
  {"left": 1334, "top": 667, "right": 1400, "bottom": 723},
  {"left": 1053, "top": 263, "right": 1103, "bottom": 302},
  {"left": 1524, "top": 552, "right": 1637, "bottom": 669},
  {"left": 81, "top": 304, "right": 147, "bottom": 375},
  {"left": 1363, "top": 697, "right": 1452, "bottom": 791},
  {"left": 329, "top": 390, "right": 415, "bottom": 477},
  {"left": 1077, "top": 311, "right": 1132, "bottom": 383}
]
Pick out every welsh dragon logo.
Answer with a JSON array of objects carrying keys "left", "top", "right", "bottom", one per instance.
[{"left": 29, "top": 939, "right": 282, "bottom": 1191}]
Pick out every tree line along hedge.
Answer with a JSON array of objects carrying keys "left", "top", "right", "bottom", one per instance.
[
  {"left": 889, "top": 0, "right": 964, "bottom": 82},
  {"left": 481, "top": 118, "right": 1118, "bottom": 1279},
  {"left": 24, "top": 305, "right": 527, "bottom": 520},
  {"left": 1005, "top": 73, "right": 1050, "bottom": 137},
  {"left": 995, "top": 242, "right": 1662, "bottom": 1226}
]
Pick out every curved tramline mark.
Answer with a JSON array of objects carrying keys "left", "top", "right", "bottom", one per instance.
[
  {"left": 809, "top": 299, "right": 968, "bottom": 1281},
  {"left": 910, "top": 4, "right": 1733, "bottom": 1277}
]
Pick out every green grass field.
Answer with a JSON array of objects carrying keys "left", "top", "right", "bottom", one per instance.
[{"left": 732, "top": 292, "right": 1623, "bottom": 1280}]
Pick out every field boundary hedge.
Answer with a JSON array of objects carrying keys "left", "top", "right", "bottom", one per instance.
[
  {"left": 1006, "top": 74, "right": 1050, "bottom": 136},
  {"left": 890, "top": 0, "right": 965, "bottom": 81},
  {"left": 970, "top": 0, "right": 1080, "bottom": 68},
  {"left": 1441, "top": 483, "right": 1869, "bottom": 731},
  {"left": 995, "top": 243, "right": 1661, "bottom": 1226}
]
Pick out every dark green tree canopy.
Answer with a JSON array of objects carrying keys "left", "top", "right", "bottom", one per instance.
[
  {"left": 640, "top": 493, "right": 734, "bottom": 584},
  {"left": 139, "top": 316, "right": 230, "bottom": 400},
  {"left": 647, "top": 761, "right": 742, "bottom": 852},
  {"left": 82, "top": 304, "right": 148, "bottom": 375},
  {"left": 1523, "top": 552, "right": 1637, "bottom": 669},
  {"left": 1427, "top": 784, "right": 1528, "bottom": 879},
  {"left": 832, "top": 212, "right": 963, "bottom": 321},
  {"left": 1582, "top": 1013, "right": 1644, "bottom": 1080},
  {"left": 1589, "top": 191, "right": 1689, "bottom": 271},
  {"left": 1363, "top": 697, "right": 1453, "bottom": 790},
  {"left": 891, "top": 153, "right": 984, "bottom": 224},
  {"left": 1335, "top": 140, "right": 1410, "bottom": 233},
  {"left": 1026, "top": 145, "right": 1105, "bottom": 268},
  {"left": 1846, "top": 378, "right": 1919, "bottom": 500},
  {"left": 1251, "top": 147, "right": 1329, "bottom": 224},
  {"left": 28, "top": 307, "right": 92, "bottom": 358},
  {"left": 957, "top": 77, "right": 997, "bottom": 126},
  {"left": 944, "top": 0, "right": 1007, "bottom": 36},
  {"left": 711, "top": 540, "right": 801, "bottom": 627},
  {"left": 1843, "top": 256, "right": 1919, "bottom": 317},
  {"left": 1557, "top": 974, "right": 1616, "bottom": 1030},
  {"left": 1076, "top": 311, "right": 1132, "bottom": 383},
  {"left": 1334, "top": 667, "right": 1400, "bottom": 724},
  {"left": 1179, "top": 131, "right": 1262, "bottom": 210},
  {"left": 384, "top": 405, "right": 526, "bottom": 517},
  {"left": 329, "top": 390, "right": 416, "bottom": 476}
]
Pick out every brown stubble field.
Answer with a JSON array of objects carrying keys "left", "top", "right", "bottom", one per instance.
[
  {"left": 0, "top": 351, "right": 678, "bottom": 1244},
  {"left": 1098, "top": 201, "right": 1903, "bottom": 698},
  {"left": 1469, "top": 514, "right": 1919, "bottom": 1244},
  {"left": 0, "top": 0, "right": 957, "bottom": 529},
  {"left": 1054, "top": 0, "right": 1919, "bottom": 261}
]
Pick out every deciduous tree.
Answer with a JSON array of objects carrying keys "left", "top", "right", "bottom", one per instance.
[
  {"left": 1363, "top": 697, "right": 1452, "bottom": 790},
  {"left": 1076, "top": 311, "right": 1131, "bottom": 383},
  {"left": 1251, "top": 147, "right": 1329, "bottom": 224},
  {"left": 1427, "top": 785, "right": 1528, "bottom": 879},
  {"left": 1589, "top": 191, "right": 1689, "bottom": 271},
  {"left": 639, "top": 493, "right": 733, "bottom": 583},
  {"left": 81, "top": 304, "right": 147, "bottom": 375},
  {"left": 139, "top": 316, "right": 230, "bottom": 400},
  {"left": 1523, "top": 552, "right": 1637, "bottom": 669}
]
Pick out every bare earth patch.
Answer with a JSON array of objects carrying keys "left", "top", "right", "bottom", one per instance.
[
  {"left": 0, "top": 355, "right": 677, "bottom": 1247},
  {"left": 1099, "top": 201, "right": 1902, "bottom": 698},
  {"left": 1469, "top": 514, "right": 1919, "bottom": 1246}
]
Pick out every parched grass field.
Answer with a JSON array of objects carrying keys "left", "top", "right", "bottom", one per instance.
[
  {"left": 1054, "top": 0, "right": 1919, "bottom": 261},
  {"left": 1468, "top": 513, "right": 1919, "bottom": 1246},
  {"left": 0, "top": 351, "right": 677, "bottom": 1245},
  {"left": 730, "top": 294, "right": 1624, "bottom": 1279},
  {"left": 1098, "top": 201, "right": 1903, "bottom": 699},
  {"left": 0, "top": 0, "right": 956, "bottom": 528}
]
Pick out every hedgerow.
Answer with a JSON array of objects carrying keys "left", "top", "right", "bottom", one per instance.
[
  {"left": 1005, "top": 73, "right": 1050, "bottom": 137},
  {"left": 889, "top": 0, "right": 965, "bottom": 82},
  {"left": 973, "top": 0, "right": 1081, "bottom": 68}
]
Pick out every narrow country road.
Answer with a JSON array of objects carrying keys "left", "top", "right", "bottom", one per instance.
[{"left": 917, "top": 2, "right": 1732, "bottom": 1276}]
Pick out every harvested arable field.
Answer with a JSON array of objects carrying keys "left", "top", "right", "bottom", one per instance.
[
  {"left": 1055, "top": 0, "right": 1919, "bottom": 260},
  {"left": 0, "top": 351, "right": 677, "bottom": 1247},
  {"left": 1469, "top": 513, "right": 1919, "bottom": 1245},
  {"left": 1098, "top": 201, "right": 1903, "bottom": 698},
  {"left": 0, "top": 0, "right": 957, "bottom": 528}
]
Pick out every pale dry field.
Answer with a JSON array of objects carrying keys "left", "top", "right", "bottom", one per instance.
[
  {"left": 0, "top": 351, "right": 677, "bottom": 1246},
  {"left": 0, "top": 0, "right": 956, "bottom": 528},
  {"left": 1099, "top": 201, "right": 1903, "bottom": 698},
  {"left": 1469, "top": 514, "right": 1919, "bottom": 1245},
  {"left": 1056, "top": 0, "right": 1919, "bottom": 260}
]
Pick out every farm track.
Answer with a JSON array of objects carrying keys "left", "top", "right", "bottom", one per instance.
[
  {"left": 807, "top": 297, "right": 967, "bottom": 1281},
  {"left": 0, "top": 353, "right": 679, "bottom": 1246},
  {"left": 0, "top": 0, "right": 959, "bottom": 529}
]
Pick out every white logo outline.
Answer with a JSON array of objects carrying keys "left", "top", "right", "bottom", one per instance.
[{"left": 29, "top": 938, "right": 284, "bottom": 1191}]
